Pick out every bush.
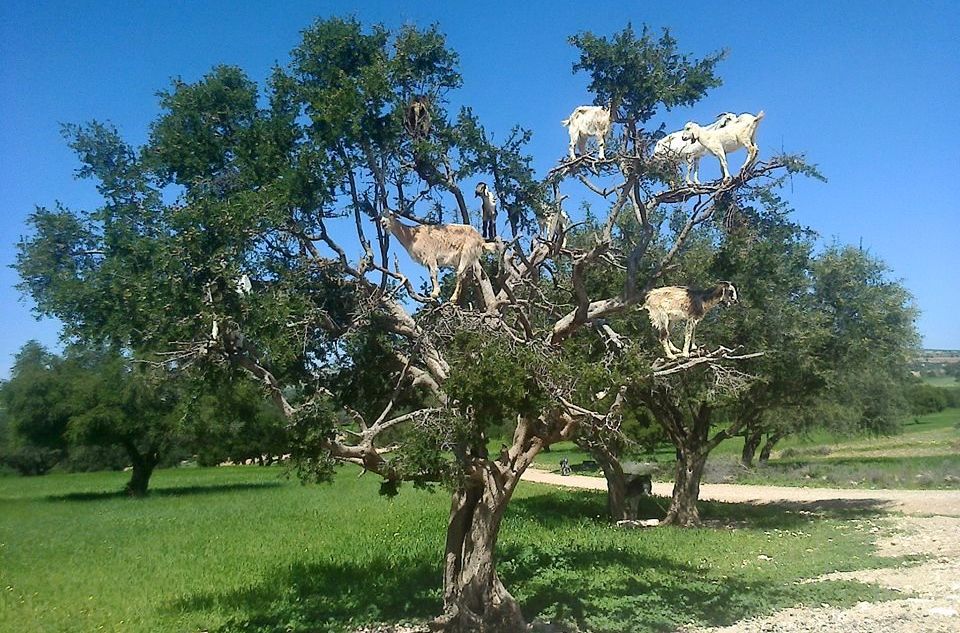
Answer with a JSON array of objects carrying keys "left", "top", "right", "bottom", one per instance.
[{"left": 904, "top": 383, "right": 949, "bottom": 415}]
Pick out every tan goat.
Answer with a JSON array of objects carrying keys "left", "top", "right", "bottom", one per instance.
[
  {"left": 380, "top": 212, "right": 496, "bottom": 302},
  {"left": 642, "top": 281, "right": 739, "bottom": 359}
]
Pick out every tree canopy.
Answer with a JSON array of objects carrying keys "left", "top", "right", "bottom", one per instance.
[{"left": 12, "top": 17, "right": 914, "bottom": 631}]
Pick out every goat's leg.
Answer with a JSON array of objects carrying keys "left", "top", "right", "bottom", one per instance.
[
  {"left": 687, "top": 157, "right": 700, "bottom": 185},
  {"left": 741, "top": 142, "right": 759, "bottom": 173},
  {"left": 659, "top": 329, "right": 678, "bottom": 360},
  {"left": 449, "top": 256, "right": 474, "bottom": 303},
  {"left": 597, "top": 135, "right": 606, "bottom": 160},
  {"left": 682, "top": 320, "right": 696, "bottom": 357},
  {"left": 717, "top": 151, "right": 732, "bottom": 182},
  {"left": 429, "top": 264, "right": 441, "bottom": 298},
  {"left": 576, "top": 135, "right": 588, "bottom": 158}
]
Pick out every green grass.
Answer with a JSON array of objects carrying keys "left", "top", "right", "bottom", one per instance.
[
  {"left": 922, "top": 375, "right": 959, "bottom": 387},
  {"left": 532, "top": 408, "right": 960, "bottom": 490},
  {"left": 1, "top": 465, "right": 902, "bottom": 633}
]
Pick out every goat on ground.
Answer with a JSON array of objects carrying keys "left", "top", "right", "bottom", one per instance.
[
  {"left": 681, "top": 111, "right": 765, "bottom": 182},
  {"left": 562, "top": 105, "right": 613, "bottom": 160},
  {"left": 652, "top": 113, "right": 736, "bottom": 185},
  {"left": 380, "top": 212, "right": 497, "bottom": 302},
  {"left": 475, "top": 182, "right": 498, "bottom": 241},
  {"left": 642, "top": 281, "right": 739, "bottom": 359}
]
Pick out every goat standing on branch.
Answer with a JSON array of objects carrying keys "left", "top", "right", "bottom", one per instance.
[
  {"left": 642, "top": 281, "right": 739, "bottom": 359},
  {"left": 380, "top": 212, "right": 496, "bottom": 303},
  {"left": 475, "top": 181, "right": 498, "bottom": 241},
  {"left": 682, "top": 111, "right": 765, "bottom": 182},
  {"left": 562, "top": 105, "right": 614, "bottom": 160},
  {"left": 404, "top": 95, "right": 432, "bottom": 141},
  {"left": 653, "top": 113, "right": 736, "bottom": 185}
]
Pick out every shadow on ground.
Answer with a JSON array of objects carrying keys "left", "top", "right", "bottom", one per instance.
[
  {"left": 172, "top": 488, "right": 891, "bottom": 633},
  {"left": 172, "top": 555, "right": 441, "bottom": 633},
  {"left": 46, "top": 481, "right": 282, "bottom": 502}
]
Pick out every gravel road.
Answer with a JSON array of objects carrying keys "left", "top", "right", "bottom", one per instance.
[
  {"left": 521, "top": 468, "right": 960, "bottom": 516},
  {"left": 522, "top": 468, "right": 960, "bottom": 633}
]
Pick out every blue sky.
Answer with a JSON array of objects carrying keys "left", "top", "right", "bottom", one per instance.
[{"left": 1, "top": 1, "right": 958, "bottom": 377}]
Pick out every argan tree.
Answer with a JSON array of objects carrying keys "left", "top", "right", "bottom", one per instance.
[{"left": 17, "top": 18, "right": 796, "bottom": 630}]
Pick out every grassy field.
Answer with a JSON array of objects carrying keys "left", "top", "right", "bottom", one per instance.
[
  {"left": 922, "top": 375, "right": 959, "bottom": 388},
  {"left": 533, "top": 408, "right": 960, "bottom": 490},
  {"left": 0, "top": 465, "right": 901, "bottom": 633}
]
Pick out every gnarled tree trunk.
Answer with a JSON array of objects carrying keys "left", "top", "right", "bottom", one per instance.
[
  {"left": 124, "top": 447, "right": 158, "bottom": 497},
  {"left": 758, "top": 431, "right": 784, "bottom": 465},
  {"left": 740, "top": 430, "right": 762, "bottom": 467},
  {"left": 663, "top": 448, "right": 707, "bottom": 527},
  {"left": 437, "top": 466, "right": 526, "bottom": 632}
]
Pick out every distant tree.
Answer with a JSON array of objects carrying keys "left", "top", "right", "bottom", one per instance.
[
  {"left": 61, "top": 348, "right": 185, "bottom": 496},
  {"left": 2, "top": 342, "right": 185, "bottom": 494},
  {"left": 191, "top": 378, "right": 288, "bottom": 466},
  {"left": 1, "top": 341, "right": 71, "bottom": 475}
]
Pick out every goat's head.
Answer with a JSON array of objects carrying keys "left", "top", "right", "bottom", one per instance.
[
  {"left": 379, "top": 212, "right": 397, "bottom": 232},
  {"left": 475, "top": 182, "right": 488, "bottom": 198},
  {"left": 681, "top": 122, "right": 700, "bottom": 142},
  {"left": 718, "top": 281, "right": 739, "bottom": 305},
  {"left": 715, "top": 112, "right": 737, "bottom": 128}
]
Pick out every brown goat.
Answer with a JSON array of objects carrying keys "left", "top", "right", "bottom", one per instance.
[
  {"left": 380, "top": 213, "right": 496, "bottom": 302},
  {"left": 642, "top": 281, "right": 739, "bottom": 359}
]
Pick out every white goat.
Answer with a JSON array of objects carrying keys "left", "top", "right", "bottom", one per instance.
[
  {"left": 653, "top": 113, "right": 737, "bottom": 185},
  {"left": 681, "top": 111, "right": 765, "bottom": 182},
  {"left": 474, "top": 182, "right": 498, "bottom": 241},
  {"left": 380, "top": 212, "right": 497, "bottom": 302},
  {"left": 642, "top": 281, "right": 739, "bottom": 359},
  {"left": 538, "top": 207, "right": 570, "bottom": 245},
  {"left": 562, "top": 105, "right": 612, "bottom": 160}
]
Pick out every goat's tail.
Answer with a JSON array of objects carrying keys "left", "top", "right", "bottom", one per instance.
[
  {"left": 561, "top": 117, "right": 571, "bottom": 127},
  {"left": 755, "top": 110, "right": 766, "bottom": 121}
]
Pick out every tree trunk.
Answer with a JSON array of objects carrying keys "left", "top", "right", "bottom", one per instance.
[
  {"left": 125, "top": 454, "right": 156, "bottom": 497},
  {"left": 436, "top": 468, "right": 527, "bottom": 632},
  {"left": 124, "top": 443, "right": 157, "bottom": 497},
  {"left": 740, "top": 430, "right": 762, "bottom": 468},
  {"left": 663, "top": 449, "right": 707, "bottom": 527},
  {"left": 758, "top": 432, "right": 784, "bottom": 465},
  {"left": 595, "top": 449, "right": 631, "bottom": 521},
  {"left": 577, "top": 437, "right": 630, "bottom": 521}
]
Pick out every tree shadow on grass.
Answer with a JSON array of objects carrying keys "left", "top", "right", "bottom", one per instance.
[
  {"left": 170, "top": 489, "right": 891, "bottom": 633},
  {"left": 46, "top": 481, "right": 282, "bottom": 502},
  {"left": 171, "top": 555, "right": 441, "bottom": 633},
  {"left": 511, "top": 488, "right": 890, "bottom": 530}
]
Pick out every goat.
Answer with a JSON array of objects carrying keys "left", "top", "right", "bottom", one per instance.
[
  {"left": 652, "top": 113, "right": 737, "bottom": 185},
  {"left": 681, "top": 111, "right": 765, "bottom": 182},
  {"left": 538, "top": 207, "right": 570, "bottom": 246},
  {"left": 474, "top": 182, "right": 498, "bottom": 241},
  {"left": 642, "top": 281, "right": 739, "bottom": 359},
  {"left": 404, "top": 95, "right": 432, "bottom": 141},
  {"left": 562, "top": 105, "right": 613, "bottom": 160},
  {"left": 379, "top": 212, "right": 497, "bottom": 302}
]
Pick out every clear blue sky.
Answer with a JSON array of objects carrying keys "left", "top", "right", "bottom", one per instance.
[{"left": 1, "top": 1, "right": 958, "bottom": 378}]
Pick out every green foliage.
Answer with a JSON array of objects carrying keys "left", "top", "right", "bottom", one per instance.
[
  {"left": 445, "top": 333, "right": 550, "bottom": 433},
  {"left": 569, "top": 24, "right": 724, "bottom": 122}
]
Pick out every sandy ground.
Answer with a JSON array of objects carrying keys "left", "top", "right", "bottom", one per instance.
[
  {"left": 521, "top": 468, "right": 960, "bottom": 516},
  {"left": 522, "top": 469, "right": 960, "bottom": 633}
]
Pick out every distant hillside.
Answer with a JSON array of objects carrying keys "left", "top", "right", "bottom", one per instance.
[{"left": 913, "top": 349, "right": 960, "bottom": 382}]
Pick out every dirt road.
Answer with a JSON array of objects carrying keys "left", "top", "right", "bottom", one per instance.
[
  {"left": 522, "top": 468, "right": 960, "bottom": 632},
  {"left": 522, "top": 468, "right": 960, "bottom": 516}
]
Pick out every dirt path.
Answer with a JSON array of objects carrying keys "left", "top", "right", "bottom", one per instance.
[
  {"left": 522, "top": 468, "right": 960, "bottom": 633},
  {"left": 522, "top": 468, "right": 960, "bottom": 516}
]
